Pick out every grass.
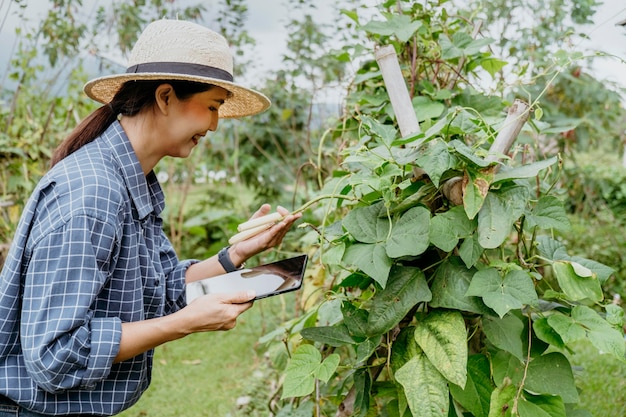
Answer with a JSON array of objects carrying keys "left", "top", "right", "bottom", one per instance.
[
  {"left": 568, "top": 339, "right": 626, "bottom": 417},
  {"left": 118, "top": 293, "right": 295, "bottom": 417}
]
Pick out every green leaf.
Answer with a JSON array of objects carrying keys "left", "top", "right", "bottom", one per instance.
[
  {"left": 281, "top": 345, "right": 321, "bottom": 398},
  {"left": 300, "top": 324, "right": 355, "bottom": 347},
  {"left": 450, "top": 140, "right": 492, "bottom": 167},
  {"left": 344, "top": 243, "right": 392, "bottom": 288},
  {"left": 491, "top": 350, "right": 524, "bottom": 387},
  {"left": 482, "top": 314, "right": 526, "bottom": 362},
  {"left": 341, "top": 301, "right": 370, "bottom": 339},
  {"left": 478, "top": 186, "right": 529, "bottom": 248},
  {"left": 518, "top": 394, "right": 566, "bottom": 417},
  {"left": 569, "top": 256, "right": 615, "bottom": 284},
  {"left": 459, "top": 234, "right": 483, "bottom": 268},
  {"left": 360, "top": 115, "right": 398, "bottom": 147},
  {"left": 466, "top": 268, "right": 538, "bottom": 318},
  {"left": 535, "top": 236, "right": 568, "bottom": 261},
  {"left": 449, "top": 354, "right": 494, "bottom": 417},
  {"left": 316, "top": 353, "right": 340, "bottom": 383},
  {"left": 416, "top": 140, "right": 456, "bottom": 187},
  {"left": 572, "top": 305, "right": 626, "bottom": 360},
  {"left": 281, "top": 345, "right": 340, "bottom": 399},
  {"left": 533, "top": 317, "right": 565, "bottom": 348},
  {"left": 488, "top": 383, "right": 516, "bottom": 417},
  {"left": 429, "top": 214, "right": 460, "bottom": 252},
  {"left": 343, "top": 202, "right": 390, "bottom": 243},
  {"left": 390, "top": 326, "right": 421, "bottom": 374},
  {"left": 414, "top": 310, "right": 468, "bottom": 387},
  {"left": 429, "top": 205, "right": 476, "bottom": 252},
  {"left": 413, "top": 96, "right": 445, "bottom": 122},
  {"left": 546, "top": 313, "right": 586, "bottom": 344},
  {"left": 356, "top": 337, "right": 380, "bottom": 364},
  {"left": 353, "top": 368, "right": 372, "bottom": 416},
  {"left": 395, "top": 353, "right": 449, "bottom": 417},
  {"left": 367, "top": 266, "right": 431, "bottom": 336},
  {"left": 386, "top": 206, "right": 431, "bottom": 258},
  {"left": 480, "top": 57, "right": 507, "bottom": 78},
  {"left": 525, "top": 352, "right": 579, "bottom": 403},
  {"left": 552, "top": 261, "right": 603, "bottom": 303},
  {"left": 493, "top": 157, "right": 558, "bottom": 183},
  {"left": 430, "top": 259, "right": 490, "bottom": 314},
  {"left": 525, "top": 196, "right": 571, "bottom": 232}
]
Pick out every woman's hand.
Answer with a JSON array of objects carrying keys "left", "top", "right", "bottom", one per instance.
[
  {"left": 115, "top": 291, "right": 255, "bottom": 362},
  {"left": 229, "top": 204, "right": 302, "bottom": 266},
  {"left": 181, "top": 291, "right": 255, "bottom": 332}
]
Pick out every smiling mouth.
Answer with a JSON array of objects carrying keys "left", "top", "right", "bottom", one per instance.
[{"left": 192, "top": 135, "right": 202, "bottom": 145}]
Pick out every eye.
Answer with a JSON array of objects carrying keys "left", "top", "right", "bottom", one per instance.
[{"left": 209, "top": 106, "right": 218, "bottom": 112}]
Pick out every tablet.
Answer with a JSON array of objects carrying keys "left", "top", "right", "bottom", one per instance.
[{"left": 191, "top": 254, "right": 308, "bottom": 301}]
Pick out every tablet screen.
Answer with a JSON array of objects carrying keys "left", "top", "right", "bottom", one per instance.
[{"left": 196, "top": 254, "right": 308, "bottom": 300}]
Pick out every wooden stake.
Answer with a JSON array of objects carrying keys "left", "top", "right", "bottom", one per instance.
[{"left": 374, "top": 45, "right": 420, "bottom": 137}]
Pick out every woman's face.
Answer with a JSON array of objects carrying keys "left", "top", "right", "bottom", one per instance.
[{"left": 162, "top": 85, "right": 230, "bottom": 158}]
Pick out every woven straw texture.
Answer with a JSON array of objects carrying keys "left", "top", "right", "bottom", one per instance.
[{"left": 83, "top": 20, "right": 270, "bottom": 118}]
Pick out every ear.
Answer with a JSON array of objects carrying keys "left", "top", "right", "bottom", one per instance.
[{"left": 155, "top": 84, "right": 174, "bottom": 115}]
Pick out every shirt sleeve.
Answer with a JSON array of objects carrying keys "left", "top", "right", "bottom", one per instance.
[
  {"left": 158, "top": 228, "right": 196, "bottom": 314},
  {"left": 21, "top": 214, "right": 122, "bottom": 394}
]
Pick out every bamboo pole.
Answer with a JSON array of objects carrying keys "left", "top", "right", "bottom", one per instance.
[{"left": 374, "top": 45, "right": 420, "bottom": 137}]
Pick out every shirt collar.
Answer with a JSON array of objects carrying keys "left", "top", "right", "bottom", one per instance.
[{"left": 101, "top": 121, "right": 165, "bottom": 219}]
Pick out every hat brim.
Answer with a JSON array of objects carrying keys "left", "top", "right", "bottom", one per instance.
[{"left": 84, "top": 73, "right": 271, "bottom": 119}]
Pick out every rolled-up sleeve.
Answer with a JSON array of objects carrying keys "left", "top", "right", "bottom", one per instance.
[
  {"left": 158, "top": 229, "right": 196, "bottom": 313},
  {"left": 21, "top": 214, "right": 122, "bottom": 394}
]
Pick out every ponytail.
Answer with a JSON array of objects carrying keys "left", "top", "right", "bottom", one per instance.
[{"left": 50, "top": 105, "right": 117, "bottom": 167}]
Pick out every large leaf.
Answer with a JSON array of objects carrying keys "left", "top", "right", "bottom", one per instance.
[
  {"left": 466, "top": 268, "right": 538, "bottom": 318},
  {"left": 572, "top": 305, "right": 626, "bottom": 360},
  {"left": 482, "top": 314, "right": 526, "bottom": 362},
  {"left": 343, "top": 202, "right": 390, "bottom": 243},
  {"left": 525, "top": 352, "right": 579, "bottom": 403},
  {"left": 395, "top": 352, "right": 449, "bottom": 417},
  {"left": 546, "top": 313, "right": 586, "bottom": 344},
  {"left": 281, "top": 345, "right": 340, "bottom": 399},
  {"left": 429, "top": 258, "right": 490, "bottom": 314},
  {"left": 518, "top": 394, "right": 566, "bottom": 417},
  {"left": 493, "top": 156, "right": 558, "bottom": 183},
  {"left": 525, "top": 195, "right": 571, "bottom": 232},
  {"left": 416, "top": 140, "right": 456, "bottom": 187},
  {"left": 459, "top": 233, "right": 483, "bottom": 268},
  {"left": 413, "top": 95, "right": 445, "bottom": 122},
  {"left": 367, "top": 266, "right": 431, "bottom": 337},
  {"left": 300, "top": 324, "right": 355, "bottom": 347},
  {"left": 552, "top": 260, "right": 603, "bottom": 303},
  {"left": 463, "top": 169, "right": 493, "bottom": 220},
  {"left": 487, "top": 383, "right": 516, "bottom": 417},
  {"left": 343, "top": 243, "right": 392, "bottom": 288},
  {"left": 386, "top": 206, "right": 431, "bottom": 258},
  {"left": 341, "top": 301, "right": 370, "bottom": 339},
  {"left": 362, "top": 14, "right": 422, "bottom": 43},
  {"left": 281, "top": 345, "right": 320, "bottom": 398},
  {"left": 449, "top": 354, "right": 494, "bottom": 417},
  {"left": 491, "top": 350, "right": 524, "bottom": 387},
  {"left": 390, "top": 327, "right": 421, "bottom": 374},
  {"left": 413, "top": 310, "right": 468, "bottom": 387},
  {"left": 429, "top": 205, "right": 476, "bottom": 252},
  {"left": 478, "top": 186, "right": 529, "bottom": 248}
]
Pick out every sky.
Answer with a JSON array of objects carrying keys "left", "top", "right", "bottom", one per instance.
[{"left": 0, "top": 0, "right": 625, "bottom": 96}]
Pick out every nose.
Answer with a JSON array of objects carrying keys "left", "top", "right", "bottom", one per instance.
[{"left": 208, "top": 114, "right": 219, "bottom": 132}]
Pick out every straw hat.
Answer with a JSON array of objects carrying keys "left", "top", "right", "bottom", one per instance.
[{"left": 83, "top": 19, "right": 270, "bottom": 118}]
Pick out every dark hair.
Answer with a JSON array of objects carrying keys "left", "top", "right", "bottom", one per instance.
[{"left": 50, "top": 80, "right": 215, "bottom": 167}]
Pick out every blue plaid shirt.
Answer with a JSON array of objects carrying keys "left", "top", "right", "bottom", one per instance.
[{"left": 0, "top": 121, "right": 194, "bottom": 415}]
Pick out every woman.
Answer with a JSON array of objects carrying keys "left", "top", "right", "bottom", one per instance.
[{"left": 0, "top": 19, "right": 300, "bottom": 416}]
